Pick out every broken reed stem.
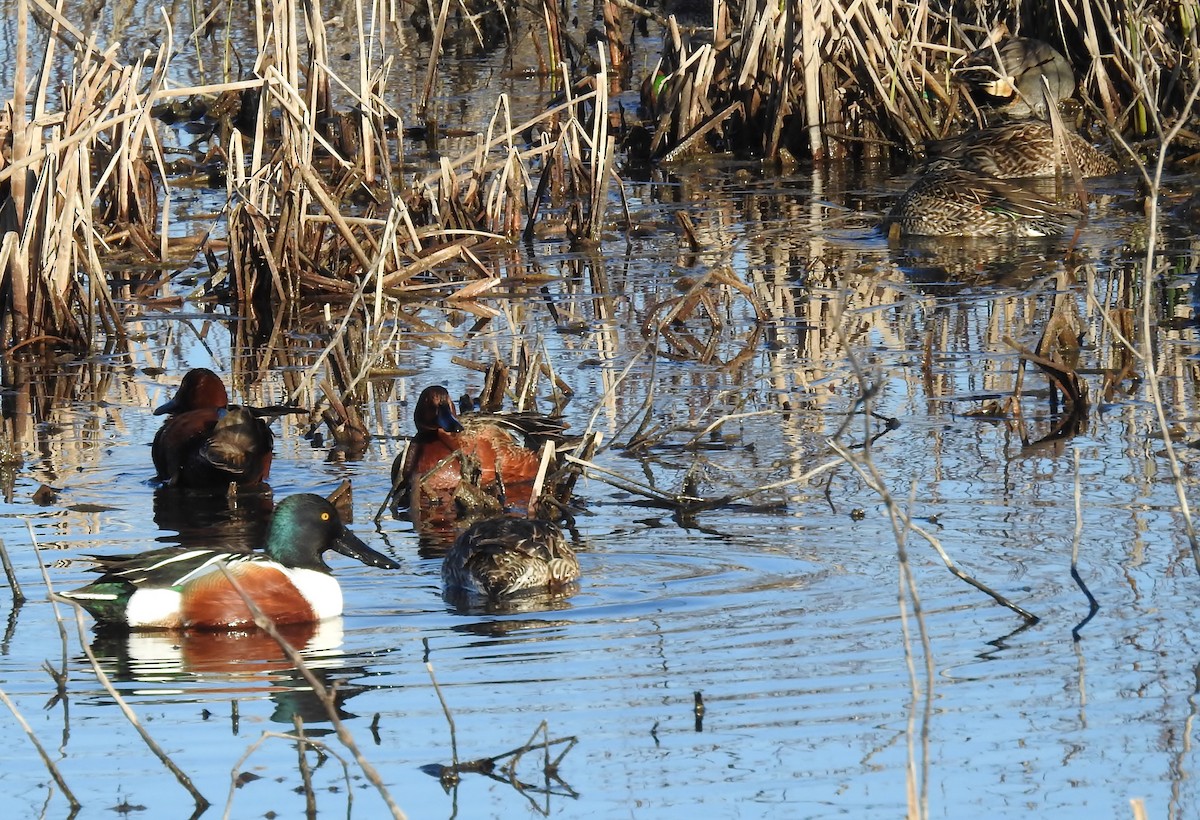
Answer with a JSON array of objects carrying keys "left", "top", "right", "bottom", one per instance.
[
  {"left": 530, "top": 441, "right": 556, "bottom": 511},
  {"left": 0, "top": 685, "right": 79, "bottom": 809},
  {"left": 505, "top": 719, "right": 548, "bottom": 779},
  {"left": 563, "top": 452, "right": 843, "bottom": 510},
  {"left": 576, "top": 336, "right": 655, "bottom": 451},
  {"left": 829, "top": 439, "right": 1038, "bottom": 622},
  {"left": 562, "top": 454, "right": 699, "bottom": 505},
  {"left": 65, "top": 607, "right": 211, "bottom": 812},
  {"left": 419, "top": 0, "right": 452, "bottom": 120},
  {"left": 1089, "top": 2, "right": 1200, "bottom": 564},
  {"left": 216, "top": 565, "right": 406, "bottom": 820},
  {"left": 418, "top": 89, "right": 600, "bottom": 187},
  {"left": 292, "top": 267, "right": 375, "bottom": 406},
  {"left": 896, "top": 481, "right": 926, "bottom": 820},
  {"left": 681, "top": 410, "right": 777, "bottom": 448},
  {"left": 27, "top": 521, "right": 73, "bottom": 699},
  {"left": 838, "top": 295, "right": 933, "bottom": 818},
  {"left": 376, "top": 439, "right": 410, "bottom": 522},
  {"left": 0, "top": 538, "right": 25, "bottom": 602},
  {"left": 1133, "top": 120, "right": 1200, "bottom": 571},
  {"left": 426, "top": 659, "right": 459, "bottom": 768},
  {"left": 827, "top": 293, "right": 1037, "bottom": 624},
  {"left": 293, "top": 715, "right": 318, "bottom": 819}
]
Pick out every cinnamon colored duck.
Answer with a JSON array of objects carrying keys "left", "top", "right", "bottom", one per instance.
[
  {"left": 59, "top": 494, "right": 401, "bottom": 630},
  {"left": 390, "top": 385, "right": 568, "bottom": 512},
  {"left": 151, "top": 368, "right": 274, "bottom": 489}
]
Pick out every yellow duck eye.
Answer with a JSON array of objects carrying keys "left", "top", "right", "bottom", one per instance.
[{"left": 321, "top": 512, "right": 331, "bottom": 521}]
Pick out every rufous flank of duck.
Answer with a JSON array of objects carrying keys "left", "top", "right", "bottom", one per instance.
[
  {"left": 954, "top": 36, "right": 1075, "bottom": 119},
  {"left": 392, "top": 385, "right": 567, "bottom": 505},
  {"left": 151, "top": 368, "right": 274, "bottom": 489},
  {"left": 889, "top": 167, "right": 1082, "bottom": 238},
  {"left": 59, "top": 494, "right": 401, "bottom": 630},
  {"left": 924, "top": 120, "right": 1118, "bottom": 179},
  {"left": 442, "top": 516, "right": 580, "bottom": 598}
]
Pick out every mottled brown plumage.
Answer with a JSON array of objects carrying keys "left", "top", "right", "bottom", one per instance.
[
  {"left": 442, "top": 516, "right": 580, "bottom": 598},
  {"left": 890, "top": 168, "right": 1081, "bottom": 238},
  {"left": 926, "top": 121, "right": 1117, "bottom": 179}
]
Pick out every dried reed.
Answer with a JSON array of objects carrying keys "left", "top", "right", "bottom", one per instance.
[{"left": 6, "top": 0, "right": 1200, "bottom": 353}]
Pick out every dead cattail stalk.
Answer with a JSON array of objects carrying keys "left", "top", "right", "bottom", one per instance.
[
  {"left": 419, "top": 0, "right": 453, "bottom": 120},
  {"left": 0, "top": 538, "right": 24, "bottom": 603},
  {"left": 227, "top": 729, "right": 355, "bottom": 819}
]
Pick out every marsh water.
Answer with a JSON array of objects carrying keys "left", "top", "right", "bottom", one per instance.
[{"left": 5, "top": 4, "right": 1200, "bottom": 820}]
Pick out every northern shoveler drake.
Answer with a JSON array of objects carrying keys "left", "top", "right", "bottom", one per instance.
[
  {"left": 954, "top": 36, "right": 1075, "bottom": 119},
  {"left": 442, "top": 516, "right": 580, "bottom": 599},
  {"left": 889, "top": 167, "right": 1082, "bottom": 238},
  {"left": 152, "top": 368, "right": 274, "bottom": 489},
  {"left": 925, "top": 120, "right": 1118, "bottom": 179},
  {"left": 391, "top": 385, "right": 567, "bottom": 509},
  {"left": 59, "top": 494, "right": 401, "bottom": 630}
]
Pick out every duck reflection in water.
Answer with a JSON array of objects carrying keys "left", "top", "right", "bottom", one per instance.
[
  {"left": 87, "top": 620, "right": 366, "bottom": 733},
  {"left": 152, "top": 485, "right": 275, "bottom": 553},
  {"left": 889, "top": 233, "right": 1070, "bottom": 292}
]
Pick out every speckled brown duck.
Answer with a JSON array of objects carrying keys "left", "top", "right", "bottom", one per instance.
[
  {"left": 889, "top": 167, "right": 1082, "bottom": 238},
  {"left": 925, "top": 120, "right": 1117, "bottom": 179}
]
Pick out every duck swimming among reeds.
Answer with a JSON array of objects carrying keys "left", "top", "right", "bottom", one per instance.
[
  {"left": 152, "top": 368, "right": 274, "bottom": 489},
  {"left": 391, "top": 385, "right": 569, "bottom": 510},
  {"left": 925, "top": 120, "right": 1117, "bottom": 179},
  {"left": 59, "top": 494, "right": 402, "bottom": 630},
  {"left": 441, "top": 516, "right": 580, "bottom": 599},
  {"left": 889, "top": 167, "right": 1081, "bottom": 238},
  {"left": 955, "top": 35, "right": 1075, "bottom": 119}
]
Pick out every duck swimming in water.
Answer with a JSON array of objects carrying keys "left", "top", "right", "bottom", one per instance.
[
  {"left": 441, "top": 516, "right": 580, "bottom": 599},
  {"left": 151, "top": 368, "right": 275, "bottom": 489},
  {"left": 60, "top": 494, "right": 401, "bottom": 630}
]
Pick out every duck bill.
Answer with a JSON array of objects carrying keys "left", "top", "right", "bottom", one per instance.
[
  {"left": 436, "top": 403, "right": 465, "bottom": 434},
  {"left": 153, "top": 397, "right": 182, "bottom": 415},
  {"left": 331, "top": 529, "right": 401, "bottom": 570}
]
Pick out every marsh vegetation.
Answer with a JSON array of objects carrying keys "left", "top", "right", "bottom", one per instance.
[{"left": 1, "top": 0, "right": 1200, "bottom": 816}]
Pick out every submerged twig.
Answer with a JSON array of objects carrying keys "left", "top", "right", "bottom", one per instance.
[
  {"left": 424, "top": 646, "right": 576, "bottom": 801},
  {"left": 227, "top": 729, "right": 354, "bottom": 819},
  {"left": 426, "top": 657, "right": 459, "bottom": 776},
  {"left": 28, "top": 522, "right": 73, "bottom": 707},
  {"left": 293, "top": 715, "right": 318, "bottom": 819}
]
